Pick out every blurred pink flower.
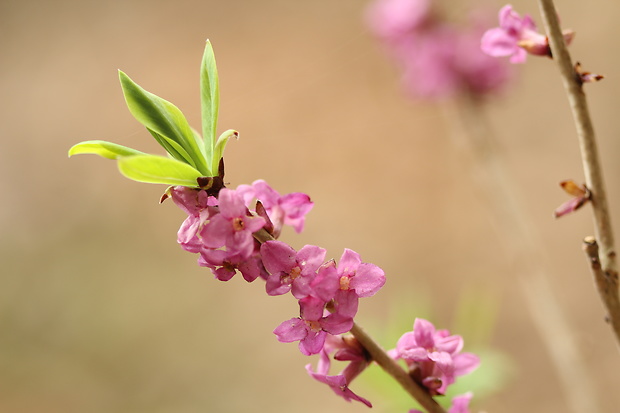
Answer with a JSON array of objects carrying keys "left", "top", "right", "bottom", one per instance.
[
  {"left": 366, "top": 0, "right": 511, "bottom": 99},
  {"left": 365, "top": 0, "right": 433, "bottom": 41}
]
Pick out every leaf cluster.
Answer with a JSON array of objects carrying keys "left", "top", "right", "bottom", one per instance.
[{"left": 68, "top": 40, "right": 236, "bottom": 187}]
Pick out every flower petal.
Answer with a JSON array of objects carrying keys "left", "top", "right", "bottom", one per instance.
[
  {"left": 273, "top": 318, "right": 308, "bottom": 343},
  {"left": 349, "top": 262, "right": 386, "bottom": 297}
]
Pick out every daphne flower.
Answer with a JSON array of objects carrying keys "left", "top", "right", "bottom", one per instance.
[
  {"left": 198, "top": 245, "right": 267, "bottom": 282},
  {"left": 169, "top": 186, "right": 218, "bottom": 253},
  {"left": 273, "top": 296, "right": 353, "bottom": 355},
  {"left": 200, "top": 188, "right": 266, "bottom": 259},
  {"left": 392, "top": 318, "right": 479, "bottom": 395},
  {"left": 333, "top": 249, "right": 386, "bottom": 317},
  {"left": 260, "top": 240, "right": 326, "bottom": 297},
  {"left": 481, "top": 4, "right": 574, "bottom": 63},
  {"left": 237, "top": 180, "right": 313, "bottom": 236}
]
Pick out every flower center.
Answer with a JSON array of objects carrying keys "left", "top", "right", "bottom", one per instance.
[
  {"left": 306, "top": 320, "right": 322, "bottom": 332},
  {"left": 339, "top": 275, "right": 351, "bottom": 290},
  {"left": 232, "top": 217, "right": 245, "bottom": 231},
  {"left": 290, "top": 266, "right": 302, "bottom": 280}
]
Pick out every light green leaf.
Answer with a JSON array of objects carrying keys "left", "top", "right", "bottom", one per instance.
[
  {"left": 117, "top": 154, "right": 203, "bottom": 186},
  {"left": 213, "top": 129, "right": 238, "bottom": 172},
  {"left": 147, "top": 128, "right": 198, "bottom": 169},
  {"left": 191, "top": 127, "right": 207, "bottom": 159},
  {"left": 200, "top": 39, "right": 220, "bottom": 166},
  {"left": 68, "top": 140, "right": 145, "bottom": 159},
  {"left": 119, "top": 70, "right": 211, "bottom": 176}
]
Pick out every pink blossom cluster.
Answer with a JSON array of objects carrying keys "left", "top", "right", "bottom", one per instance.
[
  {"left": 170, "top": 180, "right": 385, "bottom": 350},
  {"left": 169, "top": 180, "right": 478, "bottom": 408},
  {"left": 391, "top": 318, "right": 480, "bottom": 397},
  {"left": 366, "top": 0, "right": 511, "bottom": 99},
  {"left": 167, "top": 179, "right": 387, "bottom": 404}
]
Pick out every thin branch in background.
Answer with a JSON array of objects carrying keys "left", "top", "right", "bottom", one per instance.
[
  {"left": 582, "top": 237, "right": 620, "bottom": 332},
  {"left": 536, "top": 0, "right": 620, "bottom": 344},
  {"left": 446, "top": 94, "right": 600, "bottom": 413}
]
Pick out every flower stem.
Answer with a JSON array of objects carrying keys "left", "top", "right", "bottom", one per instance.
[
  {"left": 349, "top": 322, "right": 447, "bottom": 413},
  {"left": 537, "top": 0, "right": 620, "bottom": 345}
]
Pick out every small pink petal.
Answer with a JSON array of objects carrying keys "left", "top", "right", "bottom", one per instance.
[
  {"left": 260, "top": 240, "right": 296, "bottom": 274},
  {"left": 321, "top": 313, "right": 354, "bottom": 336},
  {"left": 300, "top": 296, "right": 327, "bottom": 321},
  {"left": 300, "top": 330, "right": 327, "bottom": 355},
  {"left": 273, "top": 318, "right": 308, "bottom": 343},
  {"left": 349, "top": 263, "right": 386, "bottom": 297},
  {"left": 338, "top": 249, "right": 362, "bottom": 275},
  {"left": 413, "top": 318, "right": 436, "bottom": 348}
]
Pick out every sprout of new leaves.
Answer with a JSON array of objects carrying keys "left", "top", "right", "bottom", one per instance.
[{"left": 68, "top": 40, "right": 237, "bottom": 188}]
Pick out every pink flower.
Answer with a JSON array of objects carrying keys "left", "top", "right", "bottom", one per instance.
[
  {"left": 337, "top": 249, "right": 386, "bottom": 298},
  {"left": 305, "top": 335, "right": 372, "bottom": 407},
  {"left": 200, "top": 188, "right": 266, "bottom": 259},
  {"left": 481, "top": 4, "right": 574, "bottom": 63},
  {"left": 237, "top": 180, "right": 313, "bottom": 236},
  {"left": 169, "top": 186, "right": 218, "bottom": 253},
  {"left": 198, "top": 246, "right": 267, "bottom": 282},
  {"left": 273, "top": 296, "right": 353, "bottom": 355},
  {"left": 392, "top": 318, "right": 479, "bottom": 395},
  {"left": 366, "top": 0, "right": 511, "bottom": 99},
  {"left": 310, "top": 249, "right": 385, "bottom": 319},
  {"left": 260, "top": 240, "right": 326, "bottom": 297}
]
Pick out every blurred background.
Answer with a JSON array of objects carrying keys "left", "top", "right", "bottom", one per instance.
[{"left": 2, "top": 0, "right": 620, "bottom": 412}]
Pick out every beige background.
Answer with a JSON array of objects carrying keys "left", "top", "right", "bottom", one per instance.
[{"left": 2, "top": 0, "right": 620, "bottom": 412}]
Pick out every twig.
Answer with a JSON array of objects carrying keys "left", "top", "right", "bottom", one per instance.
[
  {"left": 537, "top": 0, "right": 620, "bottom": 344},
  {"left": 582, "top": 237, "right": 620, "bottom": 341},
  {"left": 349, "top": 323, "right": 447, "bottom": 413}
]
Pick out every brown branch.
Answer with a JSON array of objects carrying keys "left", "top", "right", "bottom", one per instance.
[
  {"left": 537, "top": 0, "right": 620, "bottom": 344},
  {"left": 582, "top": 237, "right": 620, "bottom": 342},
  {"left": 349, "top": 323, "right": 447, "bottom": 413}
]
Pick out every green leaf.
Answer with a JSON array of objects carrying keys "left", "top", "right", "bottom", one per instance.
[
  {"left": 68, "top": 140, "right": 145, "bottom": 159},
  {"left": 119, "top": 70, "right": 211, "bottom": 176},
  {"left": 117, "top": 154, "right": 203, "bottom": 186},
  {"left": 191, "top": 127, "right": 207, "bottom": 159},
  {"left": 200, "top": 39, "right": 220, "bottom": 166},
  {"left": 147, "top": 128, "right": 198, "bottom": 169},
  {"left": 213, "top": 129, "right": 238, "bottom": 172}
]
